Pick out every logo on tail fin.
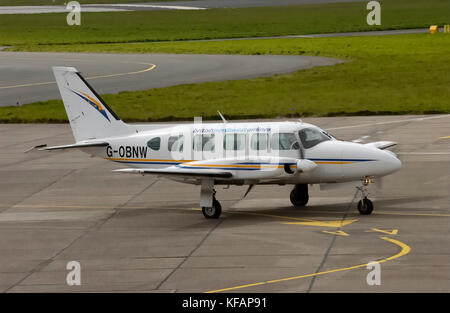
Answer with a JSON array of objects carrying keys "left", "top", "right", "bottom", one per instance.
[{"left": 69, "top": 89, "right": 111, "bottom": 122}]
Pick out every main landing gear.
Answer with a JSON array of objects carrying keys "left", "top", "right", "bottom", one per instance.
[
  {"left": 290, "top": 184, "right": 309, "bottom": 207},
  {"left": 356, "top": 178, "right": 374, "bottom": 215},
  {"left": 202, "top": 198, "right": 222, "bottom": 219},
  {"left": 200, "top": 180, "right": 222, "bottom": 219}
]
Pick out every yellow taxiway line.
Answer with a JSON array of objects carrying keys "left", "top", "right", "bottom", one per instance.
[
  {"left": 204, "top": 236, "right": 410, "bottom": 293},
  {"left": 229, "top": 210, "right": 357, "bottom": 227},
  {"left": 0, "top": 63, "right": 156, "bottom": 90}
]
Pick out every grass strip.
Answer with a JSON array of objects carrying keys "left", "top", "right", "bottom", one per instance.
[{"left": 1, "top": 33, "right": 449, "bottom": 122}]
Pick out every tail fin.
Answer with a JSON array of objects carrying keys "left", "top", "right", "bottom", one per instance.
[{"left": 52, "top": 66, "right": 130, "bottom": 142}]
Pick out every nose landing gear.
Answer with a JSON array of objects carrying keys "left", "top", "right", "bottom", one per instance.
[
  {"left": 357, "top": 197, "right": 373, "bottom": 215},
  {"left": 356, "top": 177, "right": 374, "bottom": 215}
]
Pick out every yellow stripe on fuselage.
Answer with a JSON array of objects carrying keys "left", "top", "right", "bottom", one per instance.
[
  {"left": 104, "top": 158, "right": 353, "bottom": 166},
  {"left": 314, "top": 161, "right": 355, "bottom": 164},
  {"left": 105, "top": 157, "right": 190, "bottom": 162}
]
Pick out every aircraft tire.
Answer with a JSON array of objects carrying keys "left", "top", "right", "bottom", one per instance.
[
  {"left": 202, "top": 199, "right": 222, "bottom": 219},
  {"left": 357, "top": 198, "right": 373, "bottom": 215},
  {"left": 290, "top": 184, "right": 309, "bottom": 207}
]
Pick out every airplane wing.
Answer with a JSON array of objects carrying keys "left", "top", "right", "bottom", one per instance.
[
  {"left": 364, "top": 141, "right": 397, "bottom": 150},
  {"left": 114, "top": 156, "right": 306, "bottom": 180},
  {"left": 114, "top": 167, "right": 233, "bottom": 179}
]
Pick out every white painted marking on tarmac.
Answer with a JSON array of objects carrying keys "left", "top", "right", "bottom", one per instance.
[
  {"left": 325, "top": 115, "right": 450, "bottom": 131},
  {"left": 0, "top": 6, "right": 126, "bottom": 14},
  {"left": 103, "top": 4, "right": 206, "bottom": 10},
  {"left": 397, "top": 152, "right": 450, "bottom": 155}
]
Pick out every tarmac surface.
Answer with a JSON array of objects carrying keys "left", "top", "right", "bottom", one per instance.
[
  {"left": 0, "top": 52, "right": 341, "bottom": 107},
  {"left": 0, "top": 115, "right": 449, "bottom": 292}
]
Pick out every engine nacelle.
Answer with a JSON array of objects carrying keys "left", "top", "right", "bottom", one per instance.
[{"left": 296, "top": 159, "right": 317, "bottom": 173}]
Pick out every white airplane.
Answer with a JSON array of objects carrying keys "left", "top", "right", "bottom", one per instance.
[{"left": 39, "top": 66, "right": 401, "bottom": 219}]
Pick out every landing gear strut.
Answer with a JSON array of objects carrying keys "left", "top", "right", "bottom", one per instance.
[
  {"left": 290, "top": 184, "right": 309, "bottom": 207},
  {"left": 356, "top": 178, "right": 374, "bottom": 215},
  {"left": 200, "top": 179, "right": 222, "bottom": 219}
]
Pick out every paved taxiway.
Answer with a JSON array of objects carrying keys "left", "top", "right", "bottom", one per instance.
[
  {"left": 0, "top": 115, "right": 449, "bottom": 292},
  {"left": 0, "top": 52, "right": 341, "bottom": 107},
  {"left": 0, "top": 0, "right": 366, "bottom": 14}
]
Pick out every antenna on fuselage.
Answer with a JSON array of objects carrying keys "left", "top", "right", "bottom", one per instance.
[{"left": 218, "top": 111, "right": 228, "bottom": 124}]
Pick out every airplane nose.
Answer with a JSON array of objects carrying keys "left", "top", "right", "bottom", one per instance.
[{"left": 380, "top": 150, "right": 402, "bottom": 174}]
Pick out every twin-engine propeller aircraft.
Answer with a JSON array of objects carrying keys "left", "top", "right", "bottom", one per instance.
[{"left": 38, "top": 67, "right": 401, "bottom": 219}]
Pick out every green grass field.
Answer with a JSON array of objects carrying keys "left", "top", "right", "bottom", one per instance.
[
  {"left": 1, "top": 33, "right": 449, "bottom": 123},
  {"left": 2, "top": 0, "right": 449, "bottom": 47}
]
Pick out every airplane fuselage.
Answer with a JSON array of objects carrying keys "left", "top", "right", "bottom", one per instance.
[{"left": 81, "top": 121, "right": 401, "bottom": 186}]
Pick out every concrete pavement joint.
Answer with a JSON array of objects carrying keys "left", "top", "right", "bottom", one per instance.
[
  {"left": 155, "top": 218, "right": 225, "bottom": 291},
  {"left": 305, "top": 189, "right": 358, "bottom": 292}
]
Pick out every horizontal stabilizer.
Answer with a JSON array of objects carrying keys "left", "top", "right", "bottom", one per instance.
[
  {"left": 39, "top": 142, "right": 109, "bottom": 151},
  {"left": 114, "top": 167, "right": 233, "bottom": 179}
]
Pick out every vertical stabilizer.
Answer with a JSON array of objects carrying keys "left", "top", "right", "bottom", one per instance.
[{"left": 52, "top": 66, "right": 130, "bottom": 142}]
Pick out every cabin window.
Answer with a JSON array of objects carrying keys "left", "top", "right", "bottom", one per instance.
[
  {"left": 270, "top": 133, "right": 299, "bottom": 150},
  {"left": 147, "top": 137, "right": 161, "bottom": 151},
  {"left": 168, "top": 135, "right": 184, "bottom": 152},
  {"left": 224, "top": 134, "right": 246, "bottom": 150},
  {"left": 298, "top": 127, "right": 331, "bottom": 149},
  {"left": 250, "top": 133, "right": 268, "bottom": 150},
  {"left": 193, "top": 134, "right": 215, "bottom": 152}
]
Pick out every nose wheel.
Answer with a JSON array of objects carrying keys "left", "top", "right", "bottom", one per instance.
[
  {"left": 356, "top": 177, "right": 374, "bottom": 215},
  {"left": 357, "top": 197, "right": 373, "bottom": 215}
]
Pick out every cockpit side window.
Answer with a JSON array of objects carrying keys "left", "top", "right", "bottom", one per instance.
[
  {"left": 298, "top": 127, "right": 331, "bottom": 149},
  {"left": 270, "top": 133, "right": 299, "bottom": 150}
]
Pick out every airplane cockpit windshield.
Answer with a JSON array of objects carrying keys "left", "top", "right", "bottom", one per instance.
[{"left": 298, "top": 127, "right": 333, "bottom": 149}]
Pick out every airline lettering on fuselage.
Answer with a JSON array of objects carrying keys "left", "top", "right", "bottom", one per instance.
[{"left": 106, "top": 145, "right": 148, "bottom": 158}]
